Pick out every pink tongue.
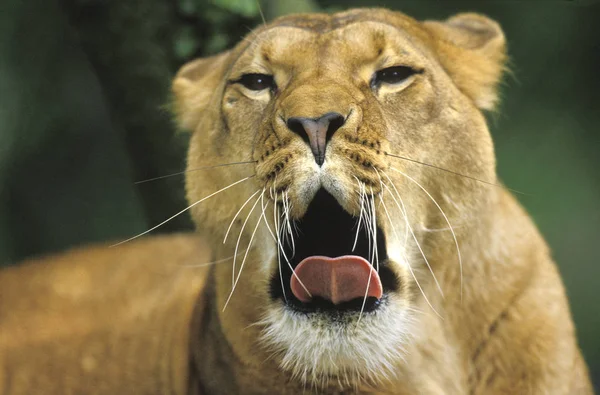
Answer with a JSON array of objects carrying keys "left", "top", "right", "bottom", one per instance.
[{"left": 290, "top": 255, "right": 383, "bottom": 305}]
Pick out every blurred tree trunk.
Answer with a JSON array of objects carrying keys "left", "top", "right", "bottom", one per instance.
[
  {"left": 62, "top": 0, "right": 193, "bottom": 232},
  {"left": 0, "top": 0, "right": 150, "bottom": 263}
]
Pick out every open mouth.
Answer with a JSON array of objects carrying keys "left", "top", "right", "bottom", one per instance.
[{"left": 270, "top": 188, "right": 399, "bottom": 314}]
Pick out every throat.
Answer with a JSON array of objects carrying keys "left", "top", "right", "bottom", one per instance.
[
  {"left": 195, "top": 276, "right": 304, "bottom": 395},
  {"left": 192, "top": 277, "right": 240, "bottom": 395}
]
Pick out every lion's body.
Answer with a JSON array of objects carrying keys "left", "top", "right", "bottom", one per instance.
[
  {"left": 0, "top": 235, "right": 209, "bottom": 395},
  {"left": 0, "top": 7, "right": 592, "bottom": 395}
]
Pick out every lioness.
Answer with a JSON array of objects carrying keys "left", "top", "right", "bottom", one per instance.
[{"left": 0, "top": 8, "right": 592, "bottom": 395}]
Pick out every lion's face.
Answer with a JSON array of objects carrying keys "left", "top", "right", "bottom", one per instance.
[{"left": 174, "top": 8, "right": 505, "bottom": 388}]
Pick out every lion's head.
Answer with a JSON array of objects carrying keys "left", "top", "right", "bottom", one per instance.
[{"left": 173, "top": 8, "right": 506, "bottom": 389}]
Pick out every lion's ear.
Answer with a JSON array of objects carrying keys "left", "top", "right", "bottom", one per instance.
[
  {"left": 424, "top": 13, "right": 507, "bottom": 111},
  {"left": 172, "top": 51, "right": 231, "bottom": 131}
]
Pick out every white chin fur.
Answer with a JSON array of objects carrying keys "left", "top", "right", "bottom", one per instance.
[{"left": 258, "top": 299, "right": 414, "bottom": 389}]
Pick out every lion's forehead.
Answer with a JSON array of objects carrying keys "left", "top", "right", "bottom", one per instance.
[
  {"left": 235, "top": 18, "right": 429, "bottom": 76},
  {"left": 264, "top": 7, "right": 419, "bottom": 33}
]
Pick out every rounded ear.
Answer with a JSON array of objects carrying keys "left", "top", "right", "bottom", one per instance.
[
  {"left": 424, "top": 13, "right": 507, "bottom": 110},
  {"left": 172, "top": 51, "right": 231, "bottom": 131}
]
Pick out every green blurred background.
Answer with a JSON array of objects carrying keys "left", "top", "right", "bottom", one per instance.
[{"left": 1, "top": 0, "right": 598, "bottom": 389}]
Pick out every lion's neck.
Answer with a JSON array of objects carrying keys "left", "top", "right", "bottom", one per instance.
[
  {"left": 189, "top": 281, "right": 237, "bottom": 394},
  {"left": 191, "top": 276, "right": 307, "bottom": 395}
]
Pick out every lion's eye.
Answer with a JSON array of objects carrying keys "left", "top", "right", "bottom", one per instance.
[
  {"left": 238, "top": 73, "right": 276, "bottom": 91},
  {"left": 371, "top": 66, "right": 418, "bottom": 88}
]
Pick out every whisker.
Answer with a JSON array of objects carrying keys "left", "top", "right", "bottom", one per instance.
[
  {"left": 357, "top": 186, "right": 378, "bottom": 324},
  {"left": 260, "top": 190, "right": 290, "bottom": 302},
  {"left": 224, "top": 189, "right": 262, "bottom": 244},
  {"left": 111, "top": 175, "right": 255, "bottom": 247},
  {"left": 391, "top": 167, "right": 463, "bottom": 302},
  {"left": 134, "top": 161, "right": 256, "bottom": 184},
  {"left": 259, "top": 191, "right": 283, "bottom": 286},
  {"left": 224, "top": 190, "right": 267, "bottom": 311},
  {"left": 352, "top": 176, "right": 365, "bottom": 252},
  {"left": 284, "top": 191, "right": 295, "bottom": 257},
  {"left": 385, "top": 152, "right": 525, "bottom": 195},
  {"left": 241, "top": 24, "right": 270, "bottom": 50},
  {"left": 361, "top": 183, "right": 373, "bottom": 260},
  {"left": 280, "top": 194, "right": 288, "bottom": 245},
  {"left": 378, "top": 171, "right": 410, "bottom": 250},
  {"left": 292, "top": 220, "right": 300, "bottom": 236},
  {"left": 181, "top": 247, "right": 251, "bottom": 268},
  {"left": 380, "top": 171, "right": 445, "bottom": 298},
  {"left": 260, "top": 191, "right": 276, "bottom": 242},
  {"left": 232, "top": 190, "right": 263, "bottom": 287},
  {"left": 376, "top": 178, "right": 399, "bottom": 244},
  {"left": 370, "top": 186, "right": 379, "bottom": 273},
  {"left": 272, "top": 191, "right": 288, "bottom": 303},
  {"left": 274, "top": 193, "right": 312, "bottom": 298},
  {"left": 417, "top": 226, "right": 462, "bottom": 233},
  {"left": 256, "top": 0, "right": 267, "bottom": 26},
  {"left": 375, "top": 172, "right": 442, "bottom": 318}
]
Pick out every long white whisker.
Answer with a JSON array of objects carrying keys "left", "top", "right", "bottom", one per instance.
[
  {"left": 111, "top": 175, "right": 254, "bottom": 247},
  {"left": 240, "top": 27, "right": 268, "bottom": 48},
  {"left": 181, "top": 247, "right": 251, "bottom": 268},
  {"left": 380, "top": 171, "right": 445, "bottom": 298},
  {"left": 275, "top": 193, "right": 312, "bottom": 298},
  {"left": 384, "top": 203, "right": 442, "bottom": 318},
  {"left": 223, "top": 191, "right": 267, "bottom": 311},
  {"left": 370, "top": 186, "right": 379, "bottom": 273},
  {"left": 261, "top": 190, "right": 289, "bottom": 302},
  {"left": 232, "top": 190, "right": 263, "bottom": 287},
  {"left": 358, "top": 186, "right": 377, "bottom": 324},
  {"left": 280, "top": 195, "right": 288, "bottom": 245},
  {"left": 260, "top": 191, "right": 276, "bottom": 242},
  {"left": 134, "top": 161, "right": 256, "bottom": 184},
  {"left": 284, "top": 191, "right": 295, "bottom": 257},
  {"left": 255, "top": 0, "right": 267, "bottom": 26},
  {"left": 378, "top": 195, "right": 397, "bottom": 241},
  {"left": 239, "top": 192, "right": 269, "bottom": 275},
  {"left": 224, "top": 189, "right": 262, "bottom": 244},
  {"left": 352, "top": 176, "right": 366, "bottom": 252},
  {"left": 391, "top": 167, "right": 463, "bottom": 302},
  {"left": 278, "top": 200, "right": 287, "bottom": 247},
  {"left": 374, "top": 170, "right": 442, "bottom": 318},
  {"left": 273, "top": 191, "right": 288, "bottom": 303},
  {"left": 361, "top": 183, "right": 373, "bottom": 259}
]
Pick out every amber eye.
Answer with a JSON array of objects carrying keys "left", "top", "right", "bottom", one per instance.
[
  {"left": 238, "top": 73, "right": 276, "bottom": 91},
  {"left": 371, "top": 66, "right": 419, "bottom": 88}
]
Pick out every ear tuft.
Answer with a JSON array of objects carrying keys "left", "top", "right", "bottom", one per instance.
[
  {"left": 424, "top": 13, "right": 507, "bottom": 110},
  {"left": 172, "top": 51, "right": 231, "bottom": 131}
]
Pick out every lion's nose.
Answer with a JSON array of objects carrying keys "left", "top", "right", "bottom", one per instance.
[{"left": 286, "top": 112, "right": 345, "bottom": 166}]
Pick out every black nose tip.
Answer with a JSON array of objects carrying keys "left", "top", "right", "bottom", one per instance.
[{"left": 286, "top": 112, "right": 346, "bottom": 166}]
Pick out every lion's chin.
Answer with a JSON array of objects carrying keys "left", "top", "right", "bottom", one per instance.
[{"left": 258, "top": 301, "right": 414, "bottom": 389}]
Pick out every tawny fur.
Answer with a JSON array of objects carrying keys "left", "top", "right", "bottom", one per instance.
[
  {"left": 0, "top": 8, "right": 592, "bottom": 395},
  {"left": 0, "top": 234, "right": 210, "bottom": 394}
]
